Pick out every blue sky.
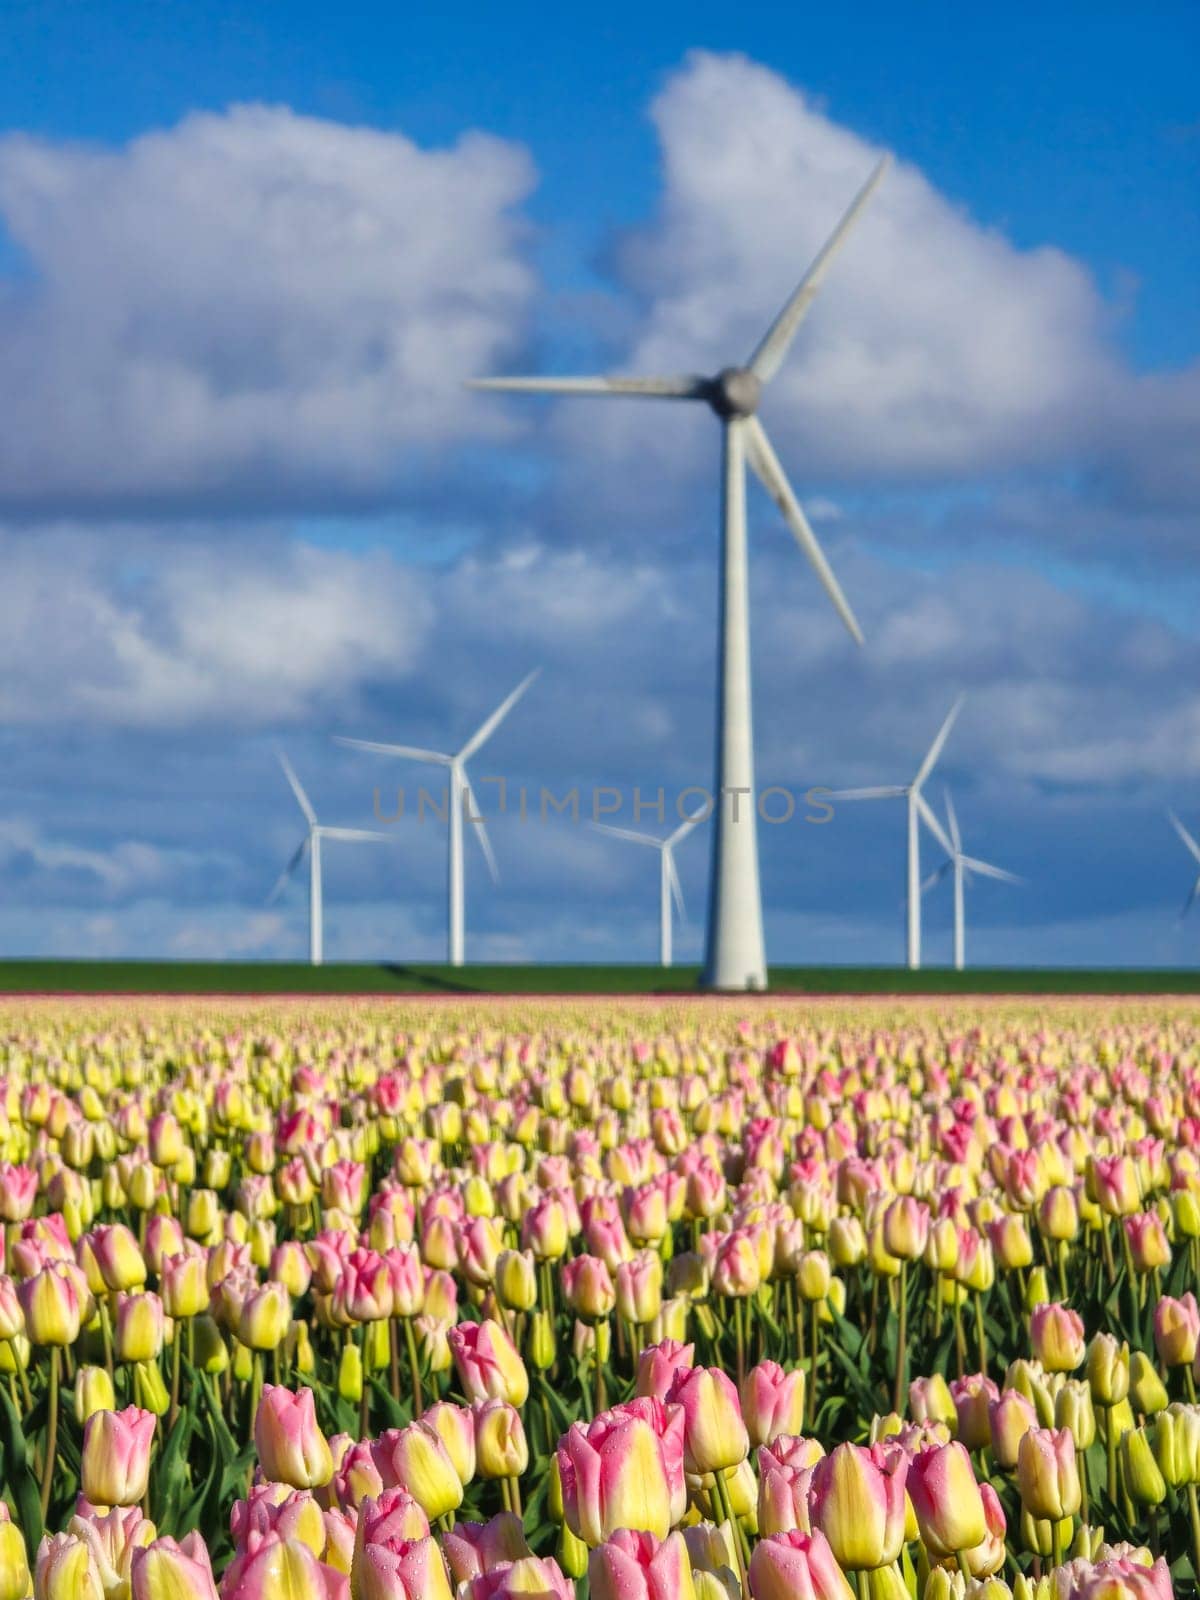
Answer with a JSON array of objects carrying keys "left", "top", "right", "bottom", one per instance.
[{"left": 0, "top": 1, "right": 1197, "bottom": 965}]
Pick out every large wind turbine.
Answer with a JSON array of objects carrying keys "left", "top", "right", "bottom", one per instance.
[
  {"left": 336, "top": 672, "right": 538, "bottom": 966},
  {"left": 269, "top": 750, "right": 393, "bottom": 966},
  {"left": 469, "top": 157, "right": 892, "bottom": 991},
  {"left": 827, "top": 698, "right": 963, "bottom": 969},
  {"left": 592, "top": 809, "right": 706, "bottom": 967},
  {"left": 921, "top": 788, "right": 1020, "bottom": 970},
  {"left": 1167, "top": 811, "right": 1200, "bottom": 921}
]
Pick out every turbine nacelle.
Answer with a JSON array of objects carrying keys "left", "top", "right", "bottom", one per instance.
[{"left": 707, "top": 367, "right": 762, "bottom": 418}]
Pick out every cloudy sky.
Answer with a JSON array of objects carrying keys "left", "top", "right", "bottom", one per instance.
[{"left": 0, "top": 1, "right": 1197, "bottom": 967}]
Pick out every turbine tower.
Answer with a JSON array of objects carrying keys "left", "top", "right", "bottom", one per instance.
[
  {"left": 469, "top": 157, "right": 892, "bottom": 990},
  {"left": 921, "top": 788, "right": 1020, "bottom": 969},
  {"left": 827, "top": 698, "right": 963, "bottom": 969},
  {"left": 269, "top": 750, "right": 392, "bottom": 966},
  {"left": 1167, "top": 811, "right": 1200, "bottom": 920},
  {"left": 336, "top": 671, "right": 538, "bottom": 966},
  {"left": 592, "top": 809, "right": 706, "bottom": 967}
]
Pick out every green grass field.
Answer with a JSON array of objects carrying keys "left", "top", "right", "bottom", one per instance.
[{"left": 0, "top": 960, "right": 1198, "bottom": 994}]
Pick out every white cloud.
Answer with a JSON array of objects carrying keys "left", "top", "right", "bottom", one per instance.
[
  {"left": 0, "top": 527, "right": 433, "bottom": 725},
  {"left": 529, "top": 52, "right": 1195, "bottom": 506},
  {"left": 0, "top": 106, "right": 535, "bottom": 510}
]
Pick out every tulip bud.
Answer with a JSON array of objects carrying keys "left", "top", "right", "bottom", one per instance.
[
  {"left": 74, "top": 1363, "right": 116, "bottom": 1424},
  {"left": 115, "top": 1291, "right": 165, "bottom": 1363},
  {"left": 129, "top": 1533, "right": 218, "bottom": 1600},
  {"left": 338, "top": 1340, "right": 363, "bottom": 1404},
  {"left": 909, "top": 1373, "right": 956, "bottom": 1429},
  {"left": 1029, "top": 1302, "right": 1085, "bottom": 1373},
  {"left": 1121, "top": 1425, "right": 1167, "bottom": 1506},
  {"left": 1129, "top": 1351, "right": 1169, "bottom": 1416},
  {"left": 1054, "top": 1380, "right": 1096, "bottom": 1451},
  {"left": 1154, "top": 1292, "right": 1200, "bottom": 1369},
  {"left": 1086, "top": 1333, "right": 1130, "bottom": 1407},
  {"left": 747, "top": 1528, "right": 854, "bottom": 1600},
  {"left": 494, "top": 1250, "right": 538, "bottom": 1313}
]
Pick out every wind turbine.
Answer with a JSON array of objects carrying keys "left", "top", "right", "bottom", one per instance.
[
  {"left": 1167, "top": 811, "right": 1200, "bottom": 921},
  {"left": 336, "top": 672, "right": 539, "bottom": 966},
  {"left": 827, "top": 698, "right": 963, "bottom": 969},
  {"left": 921, "top": 788, "right": 1020, "bottom": 969},
  {"left": 592, "top": 809, "right": 706, "bottom": 967},
  {"left": 269, "top": 750, "right": 393, "bottom": 966},
  {"left": 468, "top": 156, "right": 892, "bottom": 991}
]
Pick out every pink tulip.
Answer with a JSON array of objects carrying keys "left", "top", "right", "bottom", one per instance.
[
  {"left": 1064, "top": 1556, "right": 1173, "bottom": 1600},
  {"left": 1030, "top": 1302, "right": 1086, "bottom": 1372},
  {"left": 353, "top": 1487, "right": 432, "bottom": 1546},
  {"left": 906, "top": 1441, "right": 987, "bottom": 1556},
  {"left": 809, "top": 1440, "right": 908, "bottom": 1570},
  {"left": 81, "top": 1407, "right": 156, "bottom": 1507},
  {"left": 0, "top": 1163, "right": 37, "bottom": 1223},
  {"left": 442, "top": 1513, "right": 532, "bottom": 1586},
  {"left": 747, "top": 1529, "right": 856, "bottom": 1600},
  {"left": 355, "top": 1537, "right": 453, "bottom": 1600},
  {"left": 635, "top": 1340, "right": 695, "bottom": 1403},
  {"left": 667, "top": 1364, "right": 749, "bottom": 1474},
  {"left": 557, "top": 1397, "right": 686, "bottom": 1546},
  {"left": 562, "top": 1256, "right": 616, "bottom": 1322},
  {"left": 221, "top": 1532, "right": 347, "bottom": 1600},
  {"left": 447, "top": 1320, "right": 529, "bottom": 1408},
  {"left": 1154, "top": 1291, "right": 1200, "bottom": 1368},
  {"left": 461, "top": 1556, "right": 574, "bottom": 1600},
  {"left": 740, "top": 1361, "right": 807, "bottom": 1448},
  {"left": 254, "top": 1385, "right": 334, "bottom": 1490},
  {"left": 129, "top": 1533, "right": 218, "bottom": 1600},
  {"left": 950, "top": 1373, "right": 998, "bottom": 1452},
  {"left": 589, "top": 1529, "right": 696, "bottom": 1600}
]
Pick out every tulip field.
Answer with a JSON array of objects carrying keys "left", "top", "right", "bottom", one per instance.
[{"left": 3, "top": 996, "right": 1200, "bottom": 1600}]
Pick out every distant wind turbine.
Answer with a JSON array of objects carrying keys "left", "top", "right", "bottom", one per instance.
[
  {"left": 827, "top": 698, "right": 963, "bottom": 969},
  {"left": 1168, "top": 811, "right": 1200, "bottom": 920},
  {"left": 269, "top": 750, "right": 393, "bottom": 967},
  {"left": 921, "top": 788, "right": 1021, "bottom": 969},
  {"left": 336, "top": 672, "right": 539, "bottom": 966},
  {"left": 592, "top": 808, "right": 707, "bottom": 967},
  {"left": 468, "top": 157, "right": 893, "bottom": 991}
]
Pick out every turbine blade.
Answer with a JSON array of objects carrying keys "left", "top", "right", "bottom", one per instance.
[
  {"left": 1168, "top": 809, "right": 1200, "bottom": 865},
  {"left": 319, "top": 827, "right": 395, "bottom": 843},
  {"left": 276, "top": 748, "right": 316, "bottom": 827},
  {"left": 335, "top": 737, "right": 451, "bottom": 765},
  {"left": 959, "top": 855, "right": 1023, "bottom": 885},
  {"left": 466, "top": 375, "right": 709, "bottom": 399},
  {"left": 666, "top": 850, "right": 686, "bottom": 921},
  {"left": 458, "top": 669, "right": 540, "bottom": 762},
  {"left": 266, "top": 838, "right": 307, "bottom": 905},
  {"left": 913, "top": 696, "right": 965, "bottom": 790},
  {"left": 1182, "top": 876, "right": 1200, "bottom": 920},
  {"left": 667, "top": 806, "right": 708, "bottom": 846},
  {"left": 747, "top": 154, "right": 893, "bottom": 383},
  {"left": 944, "top": 787, "right": 961, "bottom": 853},
  {"left": 915, "top": 790, "right": 954, "bottom": 857},
  {"left": 464, "top": 779, "right": 500, "bottom": 884},
  {"left": 744, "top": 417, "right": 864, "bottom": 645},
  {"left": 591, "top": 822, "right": 661, "bottom": 849},
  {"left": 824, "top": 785, "right": 906, "bottom": 801}
]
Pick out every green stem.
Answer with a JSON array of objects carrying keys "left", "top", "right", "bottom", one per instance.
[
  {"left": 39, "top": 1348, "right": 59, "bottom": 1526},
  {"left": 169, "top": 1321, "right": 183, "bottom": 1428},
  {"left": 1105, "top": 1404, "right": 1118, "bottom": 1503},
  {"left": 894, "top": 1259, "right": 908, "bottom": 1413},
  {"left": 808, "top": 1300, "right": 819, "bottom": 1431},
  {"left": 974, "top": 1289, "right": 987, "bottom": 1377},
  {"left": 1187, "top": 1482, "right": 1200, "bottom": 1585},
  {"left": 403, "top": 1315, "right": 423, "bottom": 1418}
]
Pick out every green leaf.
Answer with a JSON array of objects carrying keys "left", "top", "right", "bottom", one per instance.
[{"left": 0, "top": 1382, "right": 43, "bottom": 1548}]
